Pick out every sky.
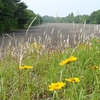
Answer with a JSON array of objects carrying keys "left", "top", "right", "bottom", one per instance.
[{"left": 21, "top": 0, "right": 100, "bottom": 17}]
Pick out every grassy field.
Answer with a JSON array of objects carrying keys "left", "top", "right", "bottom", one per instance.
[{"left": 0, "top": 23, "right": 100, "bottom": 100}]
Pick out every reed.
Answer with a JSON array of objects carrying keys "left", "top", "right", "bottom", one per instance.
[{"left": 0, "top": 22, "right": 100, "bottom": 99}]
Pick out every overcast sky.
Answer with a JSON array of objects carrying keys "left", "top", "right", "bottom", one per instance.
[{"left": 21, "top": 0, "right": 100, "bottom": 17}]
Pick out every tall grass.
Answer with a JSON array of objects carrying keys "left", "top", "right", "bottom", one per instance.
[{"left": 0, "top": 22, "right": 100, "bottom": 100}]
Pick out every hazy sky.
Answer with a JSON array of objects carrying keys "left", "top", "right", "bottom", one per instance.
[{"left": 21, "top": 0, "right": 100, "bottom": 17}]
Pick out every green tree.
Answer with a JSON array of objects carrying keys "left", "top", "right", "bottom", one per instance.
[
  {"left": 66, "top": 12, "right": 74, "bottom": 23},
  {"left": 0, "top": 0, "right": 4, "bottom": 32},
  {"left": 35, "top": 14, "right": 43, "bottom": 25},
  {"left": 74, "top": 15, "right": 81, "bottom": 23},
  {"left": 0, "top": 0, "right": 18, "bottom": 32},
  {"left": 14, "top": 2, "right": 28, "bottom": 28},
  {"left": 87, "top": 10, "right": 100, "bottom": 24},
  {"left": 80, "top": 15, "right": 89, "bottom": 23},
  {"left": 25, "top": 10, "right": 36, "bottom": 26},
  {"left": 42, "top": 15, "right": 56, "bottom": 23},
  {"left": 0, "top": 0, "right": 42, "bottom": 33}
]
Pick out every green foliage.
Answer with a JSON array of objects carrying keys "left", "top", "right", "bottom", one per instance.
[
  {"left": 33, "top": 14, "right": 43, "bottom": 25},
  {"left": 87, "top": 10, "right": 100, "bottom": 24},
  {"left": 25, "top": 10, "right": 36, "bottom": 25},
  {"left": 0, "top": 0, "right": 16, "bottom": 31},
  {"left": 42, "top": 15, "right": 56, "bottom": 23},
  {"left": 74, "top": 15, "right": 81, "bottom": 23},
  {"left": 42, "top": 10, "right": 100, "bottom": 24},
  {"left": 0, "top": 34, "right": 100, "bottom": 99},
  {"left": 66, "top": 12, "right": 74, "bottom": 23},
  {"left": 80, "top": 15, "right": 89, "bottom": 23},
  {"left": 0, "top": 0, "right": 43, "bottom": 33},
  {"left": 42, "top": 12, "right": 89, "bottom": 24},
  {"left": 0, "top": 0, "right": 3, "bottom": 13}
]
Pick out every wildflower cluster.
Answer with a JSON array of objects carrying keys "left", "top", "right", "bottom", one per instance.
[
  {"left": 30, "top": 42, "right": 42, "bottom": 50},
  {"left": 48, "top": 56, "right": 80, "bottom": 91}
]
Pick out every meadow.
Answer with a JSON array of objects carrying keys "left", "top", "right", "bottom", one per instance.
[{"left": 0, "top": 22, "right": 100, "bottom": 100}]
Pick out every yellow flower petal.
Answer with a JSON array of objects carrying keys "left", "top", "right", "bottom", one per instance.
[
  {"left": 19, "top": 65, "right": 33, "bottom": 70},
  {"left": 65, "top": 77, "right": 80, "bottom": 83},
  {"left": 48, "top": 82, "right": 66, "bottom": 91},
  {"left": 59, "top": 60, "right": 68, "bottom": 66},
  {"left": 59, "top": 56, "right": 77, "bottom": 66},
  {"left": 68, "top": 56, "right": 77, "bottom": 62}
]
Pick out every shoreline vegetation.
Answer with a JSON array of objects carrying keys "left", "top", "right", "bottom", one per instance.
[
  {"left": 0, "top": 0, "right": 43, "bottom": 33},
  {"left": 0, "top": 21, "right": 100, "bottom": 99},
  {"left": 0, "top": 0, "right": 100, "bottom": 99},
  {"left": 0, "top": 0, "right": 100, "bottom": 33}
]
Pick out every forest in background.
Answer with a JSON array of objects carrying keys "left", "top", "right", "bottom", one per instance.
[
  {"left": 0, "top": 0, "right": 43, "bottom": 33},
  {"left": 42, "top": 10, "right": 100, "bottom": 24},
  {"left": 0, "top": 0, "right": 100, "bottom": 33}
]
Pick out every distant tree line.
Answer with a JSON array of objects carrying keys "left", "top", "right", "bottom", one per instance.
[
  {"left": 42, "top": 10, "right": 100, "bottom": 24},
  {"left": 0, "top": 0, "right": 43, "bottom": 33},
  {"left": 1, "top": 0, "right": 100, "bottom": 33}
]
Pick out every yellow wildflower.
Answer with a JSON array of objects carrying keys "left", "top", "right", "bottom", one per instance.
[
  {"left": 19, "top": 65, "right": 33, "bottom": 70},
  {"left": 48, "top": 82, "right": 66, "bottom": 91},
  {"left": 59, "top": 56, "right": 77, "bottom": 66},
  {"left": 30, "top": 43, "right": 35, "bottom": 48},
  {"left": 91, "top": 66, "right": 99, "bottom": 70},
  {"left": 59, "top": 61, "right": 67, "bottom": 66},
  {"left": 65, "top": 77, "right": 80, "bottom": 83},
  {"left": 30, "top": 42, "right": 42, "bottom": 50}
]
